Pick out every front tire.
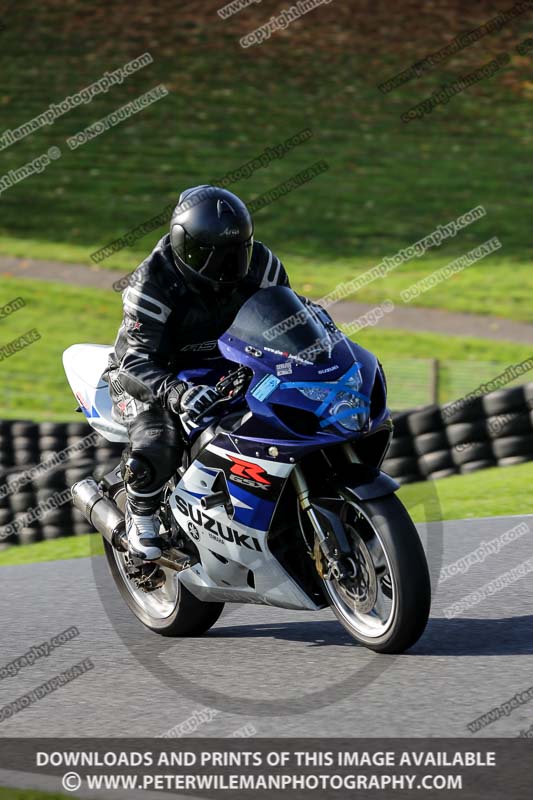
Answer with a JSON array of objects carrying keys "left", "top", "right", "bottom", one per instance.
[
  {"left": 322, "top": 493, "right": 431, "bottom": 653},
  {"left": 103, "top": 539, "right": 224, "bottom": 636}
]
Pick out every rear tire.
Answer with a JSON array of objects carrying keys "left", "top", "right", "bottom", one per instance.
[
  {"left": 103, "top": 539, "right": 224, "bottom": 636},
  {"left": 322, "top": 493, "right": 431, "bottom": 654}
]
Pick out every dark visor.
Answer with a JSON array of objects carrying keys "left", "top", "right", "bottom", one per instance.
[{"left": 184, "top": 233, "right": 253, "bottom": 284}]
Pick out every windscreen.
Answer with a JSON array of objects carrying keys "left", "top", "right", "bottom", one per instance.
[{"left": 226, "top": 286, "right": 332, "bottom": 360}]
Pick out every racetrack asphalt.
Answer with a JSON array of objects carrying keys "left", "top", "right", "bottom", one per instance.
[{"left": 0, "top": 515, "right": 532, "bottom": 740}]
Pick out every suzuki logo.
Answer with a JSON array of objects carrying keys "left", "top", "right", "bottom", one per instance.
[
  {"left": 188, "top": 522, "right": 200, "bottom": 540},
  {"left": 175, "top": 497, "right": 263, "bottom": 552},
  {"left": 227, "top": 455, "right": 271, "bottom": 486}
]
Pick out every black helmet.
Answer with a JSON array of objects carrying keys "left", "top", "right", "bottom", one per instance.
[{"left": 170, "top": 185, "right": 254, "bottom": 290}]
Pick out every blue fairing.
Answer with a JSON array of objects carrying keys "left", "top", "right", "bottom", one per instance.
[{"left": 178, "top": 287, "right": 390, "bottom": 450}]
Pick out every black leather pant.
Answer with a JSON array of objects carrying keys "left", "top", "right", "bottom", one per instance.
[{"left": 109, "top": 371, "right": 182, "bottom": 515}]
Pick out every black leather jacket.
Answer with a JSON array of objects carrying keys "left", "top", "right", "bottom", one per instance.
[{"left": 109, "top": 234, "right": 290, "bottom": 406}]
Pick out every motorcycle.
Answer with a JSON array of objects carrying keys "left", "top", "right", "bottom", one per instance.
[{"left": 63, "top": 286, "right": 430, "bottom": 653}]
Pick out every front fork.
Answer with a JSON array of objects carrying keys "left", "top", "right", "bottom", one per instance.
[{"left": 291, "top": 462, "right": 357, "bottom": 582}]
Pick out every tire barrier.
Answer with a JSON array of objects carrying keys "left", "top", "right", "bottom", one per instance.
[
  {"left": 0, "top": 381, "right": 532, "bottom": 547},
  {"left": 382, "top": 382, "right": 533, "bottom": 485},
  {"left": 0, "top": 424, "right": 124, "bottom": 548}
]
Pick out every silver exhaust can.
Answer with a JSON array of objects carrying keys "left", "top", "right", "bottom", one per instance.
[{"left": 71, "top": 478, "right": 126, "bottom": 550}]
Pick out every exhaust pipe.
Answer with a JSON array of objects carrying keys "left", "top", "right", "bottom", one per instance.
[
  {"left": 71, "top": 478, "right": 194, "bottom": 574},
  {"left": 71, "top": 479, "right": 127, "bottom": 551}
]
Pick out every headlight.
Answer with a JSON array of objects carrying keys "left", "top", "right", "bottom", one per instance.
[
  {"left": 328, "top": 391, "right": 369, "bottom": 431},
  {"left": 284, "top": 364, "right": 370, "bottom": 432},
  {"left": 329, "top": 366, "right": 368, "bottom": 430},
  {"left": 299, "top": 386, "right": 330, "bottom": 402}
]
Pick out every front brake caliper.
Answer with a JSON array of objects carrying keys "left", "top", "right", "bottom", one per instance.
[{"left": 313, "top": 537, "right": 327, "bottom": 578}]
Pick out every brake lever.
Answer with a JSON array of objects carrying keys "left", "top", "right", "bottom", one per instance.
[
  {"left": 182, "top": 368, "right": 251, "bottom": 429},
  {"left": 215, "top": 366, "right": 252, "bottom": 398}
]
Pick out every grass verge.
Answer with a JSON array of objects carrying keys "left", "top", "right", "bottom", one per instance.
[
  {"left": 399, "top": 461, "right": 533, "bottom": 522},
  {"left": 0, "top": 790, "right": 72, "bottom": 800},
  {"left": 0, "top": 535, "right": 104, "bottom": 566}
]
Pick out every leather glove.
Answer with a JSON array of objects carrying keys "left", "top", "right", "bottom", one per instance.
[
  {"left": 179, "top": 384, "right": 220, "bottom": 421},
  {"left": 166, "top": 383, "right": 187, "bottom": 415}
]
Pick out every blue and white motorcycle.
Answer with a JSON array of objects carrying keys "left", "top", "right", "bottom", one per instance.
[{"left": 64, "top": 286, "right": 430, "bottom": 653}]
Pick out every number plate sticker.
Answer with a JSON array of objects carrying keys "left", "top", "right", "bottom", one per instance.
[{"left": 251, "top": 374, "right": 281, "bottom": 402}]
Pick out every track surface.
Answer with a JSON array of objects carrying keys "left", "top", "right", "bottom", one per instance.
[{"left": 0, "top": 515, "right": 532, "bottom": 740}]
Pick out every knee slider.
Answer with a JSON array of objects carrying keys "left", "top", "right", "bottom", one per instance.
[
  {"left": 121, "top": 452, "right": 154, "bottom": 492},
  {"left": 128, "top": 410, "right": 180, "bottom": 486}
]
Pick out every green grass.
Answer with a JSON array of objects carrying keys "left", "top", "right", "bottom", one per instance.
[
  {"left": 0, "top": 277, "right": 121, "bottom": 419},
  {"left": 292, "top": 254, "right": 532, "bottom": 323},
  {"left": 0, "top": 535, "right": 103, "bottom": 566},
  {"left": 0, "top": 791, "right": 73, "bottom": 800},
  {"left": 0, "top": 276, "right": 530, "bottom": 418},
  {"left": 0, "top": 463, "right": 530, "bottom": 567},
  {"left": 0, "top": 3, "right": 531, "bottom": 320},
  {"left": 399, "top": 461, "right": 533, "bottom": 521}
]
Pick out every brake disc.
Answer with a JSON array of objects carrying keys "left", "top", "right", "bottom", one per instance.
[{"left": 338, "top": 526, "right": 378, "bottom": 614}]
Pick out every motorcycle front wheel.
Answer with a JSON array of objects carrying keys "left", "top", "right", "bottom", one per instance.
[{"left": 320, "top": 492, "right": 431, "bottom": 654}]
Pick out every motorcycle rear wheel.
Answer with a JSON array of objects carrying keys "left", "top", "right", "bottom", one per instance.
[{"left": 103, "top": 539, "right": 224, "bottom": 636}]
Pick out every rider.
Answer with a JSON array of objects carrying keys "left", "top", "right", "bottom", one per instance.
[{"left": 107, "top": 185, "right": 291, "bottom": 561}]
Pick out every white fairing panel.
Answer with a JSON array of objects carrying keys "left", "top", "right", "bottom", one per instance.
[
  {"left": 62, "top": 344, "right": 128, "bottom": 443},
  {"left": 171, "top": 453, "right": 320, "bottom": 611}
]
